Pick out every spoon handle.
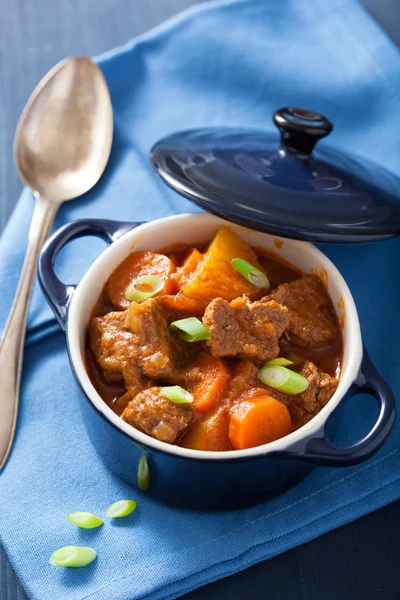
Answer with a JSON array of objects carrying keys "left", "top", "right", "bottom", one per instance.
[{"left": 0, "top": 195, "right": 58, "bottom": 470}]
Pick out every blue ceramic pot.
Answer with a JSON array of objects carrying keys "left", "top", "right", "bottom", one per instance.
[{"left": 37, "top": 213, "right": 395, "bottom": 509}]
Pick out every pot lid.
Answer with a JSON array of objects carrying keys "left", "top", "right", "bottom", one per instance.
[{"left": 150, "top": 107, "right": 400, "bottom": 243}]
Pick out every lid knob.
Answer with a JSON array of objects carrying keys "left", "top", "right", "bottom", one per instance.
[{"left": 273, "top": 107, "right": 333, "bottom": 155}]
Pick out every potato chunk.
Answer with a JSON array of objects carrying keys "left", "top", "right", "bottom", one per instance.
[{"left": 179, "top": 227, "right": 267, "bottom": 309}]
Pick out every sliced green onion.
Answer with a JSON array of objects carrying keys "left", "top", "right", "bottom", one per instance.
[
  {"left": 124, "top": 275, "right": 164, "bottom": 302},
  {"left": 106, "top": 499, "right": 137, "bottom": 518},
  {"left": 67, "top": 512, "right": 103, "bottom": 529},
  {"left": 49, "top": 546, "right": 96, "bottom": 568},
  {"left": 137, "top": 454, "right": 149, "bottom": 491},
  {"left": 170, "top": 317, "right": 210, "bottom": 342},
  {"left": 231, "top": 258, "right": 270, "bottom": 289},
  {"left": 258, "top": 365, "right": 309, "bottom": 395},
  {"left": 264, "top": 357, "right": 294, "bottom": 367},
  {"left": 162, "top": 385, "right": 194, "bottom": 404}
]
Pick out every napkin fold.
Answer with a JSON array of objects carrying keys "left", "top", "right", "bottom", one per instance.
[{"left": 0, "top": 0, "right": 399, "bottom": 599}]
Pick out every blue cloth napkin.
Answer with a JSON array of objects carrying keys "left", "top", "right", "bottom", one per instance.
[{"left": 1, "top": 0, "right": 400, "bottom": 598}]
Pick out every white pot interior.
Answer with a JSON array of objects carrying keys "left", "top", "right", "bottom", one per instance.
[{"left": 68, "top": 213, "right": 363, "bottom": 460}]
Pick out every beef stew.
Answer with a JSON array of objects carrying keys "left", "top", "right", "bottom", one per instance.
[{"left": 86, "top": 227, "right": 341, "bottom": 451}]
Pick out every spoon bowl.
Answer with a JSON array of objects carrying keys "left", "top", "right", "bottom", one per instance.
[{"left": 14, "top": 56, "right": 113, "bottom": 201}]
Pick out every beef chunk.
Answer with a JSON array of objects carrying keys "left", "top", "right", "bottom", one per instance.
[
  {"left": 295, "top": 361, "right": 337, "bottom": 415},
  {"left": 89, "top": 310, "right": 150, "bottom": 395},
  {"left": 264, "top": 276, "right": 338, "bottom": 348},
  {"left": 89, "top": 298, "right": 191, "bottom": 395},
  {"left": 318, "top": 371, "right": 339, "bottom": 406},
  {"left": 266, "top": 361, "right": 338, "bottom": 428},
  {"left": 203, "top": 296, "right": 290, "bottom": 361},
  {"left": 122, "top": 387, "right": 194, "bottom": 443},
  {"left": 125, "top": 299, "right": 177, "bottom": 379},
  {"left": 226, "top": 360, "right": 261, "bottom": 404},
  {"left": 90, "top": 311, "right": 132, "bottom": 382},
  {"left": 90, "top": 311, "right": 129, "bottom": 382},
  {"left": 90, "top": 297, "right": 187, "bottom": 385}
]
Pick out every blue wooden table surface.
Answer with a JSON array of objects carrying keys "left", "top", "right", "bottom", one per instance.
[{"left": 1, "top": 1, "right": 399, "bottom": 599}]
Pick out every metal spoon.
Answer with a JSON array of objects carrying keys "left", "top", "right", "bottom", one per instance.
[{"left": 0, "top": 56, "right": 113, "bottom": 470}]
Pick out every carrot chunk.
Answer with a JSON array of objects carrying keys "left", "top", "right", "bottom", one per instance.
[
  {"left": 189, "top": 355, "right": 230, "bottom": 413},
  {"left": 179, "top": 407, "right": 231, "bottom": 451},
  {"left": 229, "top": 391, "right": 291, "bottom": 450},
  {"left": 108, "top": 251, "right": 176, "bottom": 309}
]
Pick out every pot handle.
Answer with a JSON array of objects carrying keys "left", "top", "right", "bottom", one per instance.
[
  {"left": 38, "top": 218, "right": 141, "bottom": 331},
  {"left": 295, "top": 348, "right": 395, "bottom": 466}
]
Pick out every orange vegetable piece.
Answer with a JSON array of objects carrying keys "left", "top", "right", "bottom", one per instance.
[
  {"left": 177, "top": 248, "right": 203, "bottom": 286},
  {"left": 108, "top": 251, "right": 176, "bottom": 309},
  {"left": 165, "top": 253, "right": 181, "bottom": 266},
  {"left": 156, "top": 294, "right": 205, "bottom": 316},
  {"left": 113, "top": 390, "right": 134, "bottom": 414},
  {"left": 180, "top": 227, "right": 267, "bottom": 309},
  {"left": 179, "top": 407, "right": 231, "bottom": 451},
  {"left": 229, "top": 391, "right": 291, "bottom": 450},
  {"left": 189, "top": 355, "right": 230, "bottom": 413}
]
